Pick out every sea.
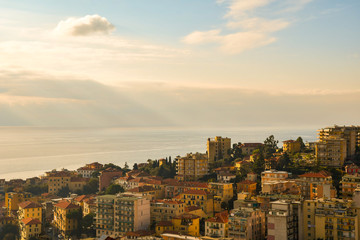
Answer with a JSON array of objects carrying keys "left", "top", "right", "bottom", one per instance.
[{"left": 0, "top": 126, "right": 318, "bottom": 180}]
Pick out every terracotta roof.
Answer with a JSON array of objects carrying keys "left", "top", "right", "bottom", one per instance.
[
  {"left": 182, "top": 189, "right": 210, "bottom": 195},
  {"left": 156, "top": 221, "right": 173, "bottom": 226},
  {"left": 152, "top": 199, "right": 183, "bottom": 205},
  {"left": 74, "top": 195, "right": 87, "bottom": 202},
  {"left": 185, "top": 206, "right": 202, "bottom": 212},
  {"left": 21, "top": 218, "right": 41, "bottom": 225},
  {"left": 54, "top": 200, "right": 80, "bottom": 210},
  {"left": 18, "top": 201, "right": 42, "bottom": 209},
  {"left": 125, "top": 230, "right": 154, "bottom": 237},
  {"left": 173, "top": 213, "right": 200, "bottom": 220},
  {"left": 206, "top": 211, "right": 228, "bottom": 223},
  {"left": 128, "top": 185, "right": 156, "bottom": 193},
  {"left": 299, "top": 172, "right": 331, "bottom": 178},
  {"left": 238, "top": 180, "right": 256, "bottom": 185}
]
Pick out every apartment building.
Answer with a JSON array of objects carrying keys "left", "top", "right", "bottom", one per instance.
[
  {"left": 297, "top": 171, "right": 336, "bottom": 200},
  {"left": 150, "top": 199, "right": 185, "bottom": 223},
  {"left": 77, "top": 162, "right": 103, "bottom": 178},
  {"left": 179, "top": 189, "right": 215, "bottom": 216},
  {"left": 207, "top": 136, "right": 231, "bottom": 162},
  {"left": 53, "top": 200, "right": 81, "bottom": 238},
  {"left": 315, "top": 137, "right": 347, "bottom": 167},
  {"left": 20, "top": 218, "right": 42, "bottom": 240},
  {"left": 47, "top": 171, "right": 87, "bottom": 194},
  {"left": 205, "top": 211, "right": 229, "bottom": 238},
  {"left": 267, "top": 200, "right": 303, "bottom": 240},
  {"left": 209, "top": 182, "right": 234, "bottom": 203},
  {"left": 172, "top": 214, "right": 200, "bottom": 237},
  {"left": 5, "top": 192, "right": 32, "bottom": 216},
  {"left": 282, "top": 140, "right": 301, "bottom": 154},
  {"left": 303, "top": 198, "right": 360, "bottom": 240},
  {"left": 95, "top": 194, "right": 150, "bottom": 238},
  {"left": 18, "top": 201, "right": 42, "bottom": 222},
  {"left": 239, "top": 143, "right": 263, "bottom": 156},
  {"left": 228, "top": 206, "right": 265, "bottom": 240},
  {"left": 0, "top": 179, "right": 4, "bottom": 194},
  {"left": 341, "top": 174, "right": 360, "bottom": 199},
  {"left": 176, "top": 153, "right": 208, "bottom": 181}
]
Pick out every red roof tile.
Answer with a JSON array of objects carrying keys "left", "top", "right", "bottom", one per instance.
[
  {"left": 182, "top": 189, "right": 210, "bottom": 195},
  {"left": 18, "top": 201, "right": 42, "bottom": 209},
  {"left": 54, "top": 200, "right": 80, "bottom": 210},
  {"left": 21, "top": 218, "right": 41, "bottom": 225}
]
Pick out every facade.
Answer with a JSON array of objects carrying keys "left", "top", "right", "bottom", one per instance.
[
  {"left": 346, "top": 163, "right": 360, "bottom": 174},
  {"left": 207, "top": 136, "right": 231, "bottom": 162},
  {"left": 150, "top": 199, "right": 185, "bottom": 223},
  {"left": 282, "top": 140, "right": 301, "bottom": 154},
  {"left": 77, "top": 162, "right": 103, "bottom": 178},
  {"left": 205, "top": 211, "right": 229, "bottom": 238},
  {"left": 228, "top": 206, "right": 266, "bottom": 240},
  {"left": 127, "top": 186, "right": 157, "bottom": 201},
  {"left": 315, "top": 137, "right": 347, "bottom": 167},
  {"left": 5, "top": 192, "right": 32, "bottom": 216},
  {"left": 318, "top": 125, "right": 360, "bottom": 159},
  {"left": 176, "top": 153, "right": 209, "bottom": 181},
  {"left": 341, "top": 174, "right": 360, "bottom": 199},
  {"left": 303, "top": 198, "right": 360, "bottom": 240},
  {"left": 18, "top": 201, "right": 42, "bottom": 222},
  {"left": 240, "top": 143, "right": 263, "bottom": 156},
  {"left": 267, "top": 200, "right": 303, "bottom": 240},
  {"left": 209, "top": 182, "right": 234, "bottom": 202},
  {"left": 53, "top": 200, "right": 81, "bottom": 237},
  {"left": 297, "top": 171, "right": 336, "bottom": 200},
  {"left": 237, "top": 180, "right": 257, "bottom": 195},
  {"left": 47, "top": 171, "right": 87, "bottom": 194},
  {"left": 172, "top": 214, "right": 200, "bottom": 237},
  {"left": 179, "top": 189, "right": 215, "bottom": 216},
  {"left": 261, "top": 170, "right": 289, "bottom": 188},
  {"left": 95, "top": 194, "right": 150, "bottom": 238},
  {"left": 20, "top": 218, "right": 42, "bottom": 240},
  {"left": 99, "top": 168, "right": 123, "bottom": 192}
]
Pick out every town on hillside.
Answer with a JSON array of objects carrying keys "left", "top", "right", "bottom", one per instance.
[{"left": 1, "top": 125, "right": 360, "bottom": 240}]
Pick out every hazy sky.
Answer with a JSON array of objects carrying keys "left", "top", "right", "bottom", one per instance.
[{"left": 0, "top": 0, "right": 359, "bottom": 128}]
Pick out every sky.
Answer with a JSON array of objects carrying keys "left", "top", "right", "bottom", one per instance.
[{"left": 0, "top": 0, "right": 359, "bottom": 128}]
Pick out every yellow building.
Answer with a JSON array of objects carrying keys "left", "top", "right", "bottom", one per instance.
[
  {"left": 237, "top": 180, "right": 257, "bottom": 195},
  {"left": 297, "top": 171, "right": 336, "bottom": 200},
  {"left": 207, "top": 136, "right": 231, "bottom": 162},
  {"left": 155, "top": 221, "right": 174, "bottom": 236},
  {"left": 150, "top": 199, "right": 185, "bottom": 223},
  {"left": 20, "top": 218, "right": 42, "bottom": 240},
  {"left": 316, "top": 137, "right": 347, "bottom": 167},
  {"left": 341, "top": 174, "right": 360, "bottom": 199},
  {"left": 53, "top": 200, "right": 81, "bottom": 238},
  {"left": 205, "top": 211, "right": 229, "bottom": 238},
  {"left": 282, "top": 140, "right": 301, "bottom": 154},
  {"left": 303, "top": 198, "right": 360, "bottom": 240},
  {"left": 176, "top": 153, "right": 208, "bottom": 181},
  {"left": 209, "top": 182, "right": 234, "bottom": 203},
  {"left": 179, "top": 189, "right": 214, "bottom": 216},
  {"left": 318, "top": 125, "right": 360, "bottom": 159},
  {"left": 18, "top": 201, "right": 42, "bottom": 222},
  {"left": 172, "top": 214, "right": 200, "bottom": 237},
  {"left": 5, "top": 192, "right": 32, "bottom": 216},
  {"left": 47, "top": 171, "right": 87, "bottom": 194}
]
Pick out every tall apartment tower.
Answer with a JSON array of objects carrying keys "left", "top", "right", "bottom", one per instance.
[
  {"left": 95, "top": 193, "right": 150, "bottom": 238},
  {"left": 267, "top": 200, "right": 303, "bottom": 240},
  {"left": 318, "top": 125, "right": 360, "bottom": 159},
  {"left": 207, "top": 136, "right": 231, "bottom": 162}
]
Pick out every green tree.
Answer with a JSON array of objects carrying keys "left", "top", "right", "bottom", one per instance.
[
  {"left": 24, "top": 184, "right": 48, "bottom": 196},
  {"left": 105, "top": 184, "right": 124, "bottom": 195},
  {"left": 296, "top": 136, "right": 306, "bottom": 151},
  {"left": 83, "top": 178, "right": 99, "bottom": 195},
  {"left": 276, "top": 152, "right": 291, "bottom": 171},
  {"left": 124, "top": 162, "right": 129, "bottom": 170},
  {"left": 133, "top": 163, "right": 138, "bottom": 170},
  {"left": 252, "top": 152, "right": 265, "bottom": 175},
  {"left": 57, "top": 186, "right": 70, "bottom": 198},
  {"left": 263, "top": 135, "right": 279, "bottom": 158}
]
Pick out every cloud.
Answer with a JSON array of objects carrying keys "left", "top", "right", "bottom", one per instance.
[
  {"left": 183, "top": 0, "right": 313, "bottom": 54},
  {"left": 54, "top": 14, "right": 115, "bottom": 36}
]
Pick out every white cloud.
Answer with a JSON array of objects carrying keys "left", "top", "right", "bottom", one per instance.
[
  {"left": 183, "top": 0, "right": 314, "bottom": 54},
  {"left": 182, "top": 30, "right": 221, "bottom": 44},
  {"left": 54, "top": 14, "right": 115, "bottom": 36}
]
